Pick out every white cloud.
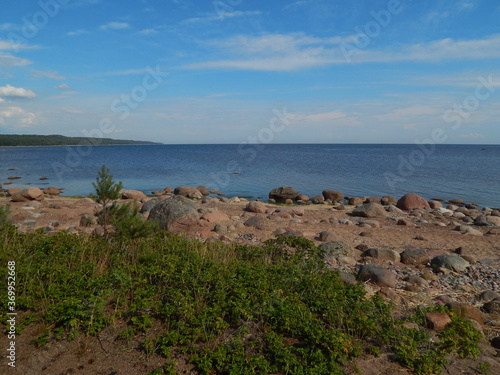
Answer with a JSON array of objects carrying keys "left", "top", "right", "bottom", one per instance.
[
  {"left": 30, "top": 69, "right": 66, "bottom": 80},
  {"left": 0, "top": 106, "right": 36, "bottom": 126},
  {"left": 138, "top": 28, "right": 158, "bottom": 35},
  {"left": 182, "top": 10, "right": 262, "bottom": 23},
  {"left": 0, "top": 84, "right": 37, "bottom": 99},
  {"left": 0, "top": 53, "right": 32, "bottom": 67},
  {"left": 66, "top": 29, "right": 89, "bottom": 36},
  {"left": 293, "top": 111, "right": 347, "bottom": 122},
  {"left": 55, "top": 84, "right": 70, "bottom": 90},
  {"left": 185, "top": 33, "right": 500, "bottom": 71},
  {"left": 99, "top": 22, "right": 130, "bottom": 31}
]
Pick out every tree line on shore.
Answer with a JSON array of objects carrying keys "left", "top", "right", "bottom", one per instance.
[{"left": 0, "top": 134, "right": 160, "bottom": 146}]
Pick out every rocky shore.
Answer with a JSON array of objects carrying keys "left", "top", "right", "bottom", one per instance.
[{"left": 1, "top": 184, "right": 500, "bottom": 370}]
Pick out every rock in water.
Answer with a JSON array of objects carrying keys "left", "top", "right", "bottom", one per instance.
[
  {"left": 351, "top": 203, "right": 387, "bottom": 218},
  {"left": 148, "top": 196, "right": 199, "bottom": 231},
  {"left": 396, "top": 193, "right": 430, "bottom": 210},
  {"left": 322, "top": 190, "right": 344, "bottom": 203},
  {"left": 174, "top": 186, "right": 203, "bottom": 199},
  {"left": 268, "top": 187, "right": 298, "bottom": 202}
]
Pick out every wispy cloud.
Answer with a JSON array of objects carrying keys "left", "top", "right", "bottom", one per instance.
[
  {"left": 0, "top": 40, "right": 38, "bottom": 51},
  {"left": 54, "top": 84, "right": 70, "bottom": 90},
  {"left": 66, "top": 29, "right": 89, "bottom": 36},
  {"left": 185, "top": 33, "right": 500, "bottom": 71},
  {"left": 30, "top": 69, "right": 66, "bottom": 80},
  {"left": 138, "top": 28, "right": 158, "bottom": 35},
  {"left": 182, "top": 10, "right": 262, "bottom": 24},
  {"left": 0, "top": 54, "right": 32, "bottom": 68},
  {"left": 102, "top": 68, "right": 155, "bottom": 76},
  {"left": 99, "top": 22, "right": 130, "bottom": 31},
  {"left": 0, "top": 84, "right": 37, "bottom": 99}
]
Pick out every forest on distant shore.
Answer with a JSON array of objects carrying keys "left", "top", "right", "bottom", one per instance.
[{"left": 0, "top": 134, "right": 161, "bottom": 146}]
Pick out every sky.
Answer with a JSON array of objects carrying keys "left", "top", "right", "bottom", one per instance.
[{"left": 0, "top": 0, "right": 499, "bottom": 144}]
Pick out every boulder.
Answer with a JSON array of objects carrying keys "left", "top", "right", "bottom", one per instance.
[
  {"left": 79, "top": 214, "right": 95, "bottom": 227},
  {"left": 122, "top": 190, "right": 147, "bottom": 200},
  {"left": 381, "top": 196, "right": 397, "bottom": 205},
  {"left": 268, "top": 187, "right": 298, "bottom": 202},
  {"left": 148, "top": 196, "right": 199, "bottom": 231},
  {"left": 246, "top": 201, "right": 267, "bottom": 214},
  {"left": 200, "top": 210, "right": 229, "bottom": 223},
  {"left": 310, "top": 196, "right": 325, "bottom": 204},
  {"left": 197, "top": 186, "right": 210, "bottom": 196},
  {"left": 43, "top": 187, "right": 62, "bottom": 196},
  {"left": 295, "top": 194, "right": 309, "bottom": 201},
  {"left": 174, "top": 186, "right": 202, "bottom": 199},
  {"left": 431, "top": 255, "right": 470, "bottom": 272},
  {"left": 362, "top": 248, "right": 400, "bottom": 262},
  {"left": 400, "top": 249, "right": 430, "bottom": 265},
  {"left": 140, "top": 199, "right": 160, "bottom": 213},
  {"left": 396, "top": 193, "right": 430, "bottom": 210},
  {"left": 7, "top": 188, "right": 22, "bottom": 196},
  {"left": 351, "top": 203, "right": 387, "bottom": 218},
  {"left": 446, "top": 302, "right": 485, "bottom": 324},
  {"left": 426, "top": 312, "right": 451, "bottom": 331},
  {"left": 357, "top": 265, "right": 396, "bottom": 288},
  {"left": 319, "top": 241, "right": 354, "bottom": 260},
  {"left": 11, "top": 188, "right": 44, "bottom": 202},
  {"left": 243, "top": 215, "right": 268, "bottom": 230},
  {"left": 428, "top": 200, "right": 443, "bottom": 209},
  {"left": 474, "top": 216, "right": 500, "bottom": 227},
  {"left": 318, "top": 231, "right": 336, "bottom": 242},
  {"left": 322, "top": 190, "right": 344, "bottom": 203},
  {"left": 348, "top": 197, "right": 364, "bottom": 206}
]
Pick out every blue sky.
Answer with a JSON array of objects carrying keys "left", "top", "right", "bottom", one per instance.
[{"left": 0, "top": 0, "right": 499, "bottom": 144}]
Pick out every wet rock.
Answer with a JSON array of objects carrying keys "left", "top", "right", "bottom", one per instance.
[
  {"left": 148, "top": 195, "right": 199, "bottom": 231},
  {"left": 396, "top": 193, "right": 430, "bottom": 210},
  {"left": 268, "top": 187, "right": 298, "bottom": 202},
  {"left": 322, "top": 190, "right": 344, "bottom": 203},
  {"left": 174, "top": 186, "right": 203, "bottom": 199},
  {"left": 351, "top": 203, "right": 387, "bottom": 218},
  {"left": 357, "top": 264, "right": 396, "bottom": 288},
  {"left": 431, "top": 255, "right": 470, "bottom": 272}
]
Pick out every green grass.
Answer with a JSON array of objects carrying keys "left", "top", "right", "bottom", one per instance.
[{"left": 0, "top": 228, "right": 482, "bottom": 374}]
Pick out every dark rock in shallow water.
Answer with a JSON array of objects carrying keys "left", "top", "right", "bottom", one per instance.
[{"left": 269, "top": 186, "right": 299, "bottom": 202}]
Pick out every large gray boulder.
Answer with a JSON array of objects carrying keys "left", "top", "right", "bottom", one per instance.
[
  {"left": 269, "top": 187, "right": 298, "bottom": 202},
  {"left": 319, "top": 241, "right": 354, "bottom": 261},
  {"left": 351, "top": 203, "right": 387, "bottom": 218},
  {"left": 148, "top": 196, "right": 199, "bottom": 231},
  {"left": 431, "top": 254, "right": 470, "bottom": 272}
]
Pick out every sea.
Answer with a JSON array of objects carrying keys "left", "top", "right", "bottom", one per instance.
[{"left": 1, "top": 144, "right": 499, "bottom": 208}]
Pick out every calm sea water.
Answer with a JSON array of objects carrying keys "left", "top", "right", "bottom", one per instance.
[{"left": 1, "top": 144, "right": 499, "bottom": 207}]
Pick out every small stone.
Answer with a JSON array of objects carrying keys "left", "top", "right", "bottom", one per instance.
[
  {"left": 318, "top": 231, "right": 335, "bottom": 242},
  {"left": 357, "top": 264, "right": 396, "bottom": 288}
]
